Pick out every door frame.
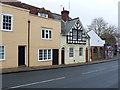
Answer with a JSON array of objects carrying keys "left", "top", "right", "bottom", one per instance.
[
  {"left": 18, "top": 45, "right": 26, "bottom": 66},
  {"left": 52, "top": 49, "right": 59, "bottom": 65},
  {"left": 86, "top": 48, "right": 88, "bottom": 62},
  {"left": 61, "top": 47, "right": 65, "bottom": 64}
]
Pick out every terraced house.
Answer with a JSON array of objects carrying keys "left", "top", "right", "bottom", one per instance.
[
  {"left": 0, "top": 1, "right": 61, "bottom": 69},
  {"left": 52, "top": 10, "right": 90, "bottom": 64}
]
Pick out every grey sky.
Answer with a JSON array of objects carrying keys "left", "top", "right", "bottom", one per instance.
[{"left": 18, "top": 0, "right": 119, "bottom": 28}]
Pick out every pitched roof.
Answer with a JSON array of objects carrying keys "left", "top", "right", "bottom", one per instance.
[
  {"left": 52, "top": 13, "right": 61, "bottom": 20},
  {"left": 61, "top": 18, "right": 79, "bottom": 35},
  {"left": 1, "top": 1, "right": 54, "bottom": 19},
  {"left": 87, "top": 30, "right": 105, "bottom": 46}
]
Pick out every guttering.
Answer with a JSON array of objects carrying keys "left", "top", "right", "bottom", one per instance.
[{"left": 28, "top": 20, "right": 30, "bottom": 67}]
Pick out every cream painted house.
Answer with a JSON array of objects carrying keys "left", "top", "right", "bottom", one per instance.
[
  {"left": 52, "top": 10, "right": 90, "bottom": 64},
  {"left": 0, "top": 2, "right": 61, "bottom": 69}
]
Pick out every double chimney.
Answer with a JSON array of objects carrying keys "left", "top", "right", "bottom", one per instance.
[{"left": 61, "top": 8, "right": 70, "bottom": 22}]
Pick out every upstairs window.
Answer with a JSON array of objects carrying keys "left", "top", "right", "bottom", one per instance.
[
  {"left": 38, "top": 13, "right": 48, "bottom": 18},
  {"left": 0, "top": 46, "right": 5, "bottom": 60},
  {"left": 72, "top": 30, "right": 77, "bottom": 40},
  {"left": 1, "top": 13, "right": 13, "bottom": 31},
  {"left": 78, "top": 30, "right": 82, "bottom": 40},
  {"left": 42, "top": 29, "right": 52, "bottom": 40}
]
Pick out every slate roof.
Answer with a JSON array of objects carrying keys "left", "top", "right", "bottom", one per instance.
[
  {"left": 52, "top": 13, "right": 61, "bottom": 20},
  {"left": 61, "top": 18, "right": 79, "bottom": 35}
]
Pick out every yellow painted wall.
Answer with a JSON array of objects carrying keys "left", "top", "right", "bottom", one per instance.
[
  {"left": 0, "top": 4, "right": 29, "bottom": 68},
  {"left": 29, "top": 14, "right": 61, "bottom": 67},
  {"left": 0, "top": 3, "right": 61, "bottom": 68}
]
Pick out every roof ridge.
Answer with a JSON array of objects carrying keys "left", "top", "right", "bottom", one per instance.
[{"left": 68, "top": 17, "right": 79, "bottom": 21}]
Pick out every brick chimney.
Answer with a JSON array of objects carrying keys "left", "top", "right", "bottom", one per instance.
[{"left": 61, "top": 8, "right": 69, "bottom": 22}]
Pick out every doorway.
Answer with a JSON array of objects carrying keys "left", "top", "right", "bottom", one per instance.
[
  {"left": 61, "top": 47, "right": 65, "bottom": 64},
  {"left": 52, "top": 49, "right": 59, "bottom": 65},
  {"left": 86, "top": 48, "right": 88, "bottom": 62},
  {"left": 18, "top": 46, "right": 26, "bottom": 66}
]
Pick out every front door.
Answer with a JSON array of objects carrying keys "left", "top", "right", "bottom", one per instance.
[
  {"left": 61, "top": 48, "right": 65, "bottom": 64},
  {"left": 52, "top": 49, "right": 59, "bottom": 65},
  {"left": 86, "top": 48, "right": 88, "bottom": 62},
  {"left": 18, "top": 46, "right": 26, "bottom": 66}
]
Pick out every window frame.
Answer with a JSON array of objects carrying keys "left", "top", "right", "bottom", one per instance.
[
  {"left": 78, "top": 30, "right": 82, "bottom": 40},
  {"left": 69, "top": 48, "right": 74, "bottom": 57},
  {"left": 0, "top": 46, "right": 5, "bottom": 61},
  {"left": 38, "top": 13, "right": 48, "bottom": 18},
  {"left": 72, "top": 29, "right": 77, "bottom": 40},
  {"left": 38, "top": 49, "right": 52, "bottom": 61},
  {"left": 1, "top": 13, "right": 13, "bottom": 31},
  {"left": 41, "top": 29, "right": 52, "bottom": 40},
  {"left": 79, "top": 48, "right": 83, "bottom": 56}
]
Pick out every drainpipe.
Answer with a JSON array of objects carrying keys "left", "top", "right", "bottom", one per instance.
[{"left": 28, "top": 20, "right": 30, "bottom": 67}]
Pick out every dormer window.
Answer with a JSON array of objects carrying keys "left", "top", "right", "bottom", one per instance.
[{"left": 38, "top": 13, "right": 48, "bottom": 18}]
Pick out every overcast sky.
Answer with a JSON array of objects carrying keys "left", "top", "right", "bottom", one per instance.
[{"left": 18, "top": 0, "right": 119, "bottom": 28}]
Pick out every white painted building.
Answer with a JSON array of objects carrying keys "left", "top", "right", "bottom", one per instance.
[
  {"left": 87, "top": 30, "right": 105, "bottom": 46},
  {"left": 52, "top": 10, "right": 90, "bottom": 64},
  {"left": 87, "top": 30, "right": 105, "bottom": 61}
]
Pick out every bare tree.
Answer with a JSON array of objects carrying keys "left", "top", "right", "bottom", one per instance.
[
  {"left": 87, "top": 17, "right": 108, "bottom": 36},
  {"left": 105, "top": 25, "right": 117, "bottom": 35},
  {"left": 88, "top": 17, "right": 118, "bottom": 55}
]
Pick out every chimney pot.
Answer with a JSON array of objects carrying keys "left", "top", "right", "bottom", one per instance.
[{"left": 61, "top": 10, "right": 69, "bottom": 21}]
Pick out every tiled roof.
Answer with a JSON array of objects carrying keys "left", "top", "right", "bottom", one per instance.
[{"left": 1, "top": 1, "right": 54, "bottom": 19}]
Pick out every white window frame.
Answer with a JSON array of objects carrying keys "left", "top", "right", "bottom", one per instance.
[
  {"left": 1, "top": 13, "right": 13, "bottom": 31},
  {"left": 69, "top": 48, "right": 74, "bottom": 57},
  {"left": 0, "top": 46, "right": 5, "bottom": 61},
  {"left": 41, "top": 29, "right": 52, "bottom": 40},
  {"left": 38, "top": 13, "right": 48, "bottom": 18},
  {"left": 38, "top": 49, "right": 52, "bottom": 61}
]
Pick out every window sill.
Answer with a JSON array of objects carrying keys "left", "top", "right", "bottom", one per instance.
[
  {"left": 1, "top": 29, "right": 13, "bottom": 32},
  {"left": 42, "top": 38, "right": 52, "bottom": 40},
  {"left": 0, "top": 59, "right": 6, "bottom": 61},
  {"left": 38, "top": 60, "right": 52, "bottom": 62},
  {"left": 69, "top": 57, "right": 74, "bottom": 59}
]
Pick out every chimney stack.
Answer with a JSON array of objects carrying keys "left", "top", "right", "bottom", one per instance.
[{"left": 61, "top": 8, "right": 69, "bottom": 22}]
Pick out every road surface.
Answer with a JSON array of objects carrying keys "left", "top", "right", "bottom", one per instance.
[{"left": 2, "top": 59, "right": 118, "bottom": 89}]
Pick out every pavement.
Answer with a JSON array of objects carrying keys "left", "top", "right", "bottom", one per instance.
[{"left": 1, "top": 56, "right": 119, "bottom": 74}]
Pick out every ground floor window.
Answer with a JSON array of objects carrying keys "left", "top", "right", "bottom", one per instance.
[
  {"left": 0, "top": 46, "right": 5, "bottom": 60},
  {"left": 69, "top": 48, "right": 74, "bottom": 57},
  {"left": 79, "top": 48, "right": 83, "bottom": 56},
  {"left": 38, "top": 49, "right": 52, "bottom": 61}
]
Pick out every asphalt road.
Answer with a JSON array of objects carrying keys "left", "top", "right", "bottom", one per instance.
[{"left": 2, "top": 60, "right": 118, "bottom": 89}]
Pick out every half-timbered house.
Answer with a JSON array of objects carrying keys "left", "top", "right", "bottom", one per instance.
[{"left": 53, "top": 10, "right": 90, "bottom": 64}]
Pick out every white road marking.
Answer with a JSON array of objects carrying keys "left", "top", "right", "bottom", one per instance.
[
  {"left": 8, "top": 77, "right": 65, "bottom": 89},
  {"left": 82, "top": 68, "right": 105, "bottom": 75},
  {"left": 112, "top": 65, "right": 118, "bottom": 68}
]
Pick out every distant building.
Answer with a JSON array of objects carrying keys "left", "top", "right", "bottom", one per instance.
[{"left": 87, "top": 30, "right": 105, "bottom": 61}]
